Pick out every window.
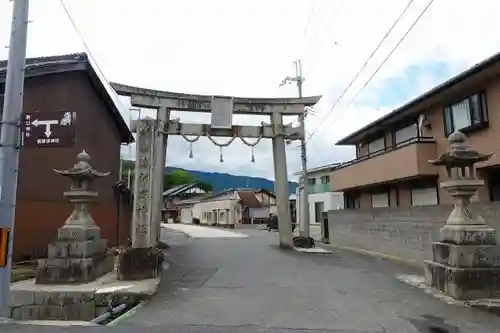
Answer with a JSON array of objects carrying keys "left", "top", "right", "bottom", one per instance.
[
  {"left": 371, "top": 192, "right": 389, "bottom": 208},
  {"left": 489, "top": 178, "right": 500, "bottom": 202},
  {"left": 0, "top": 92, "right": 3, "bottom": 119},
  {"left": 320, "top": 175, "right": 330, "bottom": 184},
  {"left": 308, "top": 178, "right": 316, "bottom": 185},
  {"left": 345, "top": 193, "right": 360, "bottom": 209},
  {"left": 411, "top": 187, "right": 438, "bottom": 206},
  {"left": 394, "top": 124, "right": 418, "bottom": 146},
  {"left": 443, "top": 92, "right": 488, "bottom": 136},
  {"left": 357, "top": 144, "right": 367, "bottom": 157},
  {"left": 368, "top": 137, "right": 385, "bottom": 156}
]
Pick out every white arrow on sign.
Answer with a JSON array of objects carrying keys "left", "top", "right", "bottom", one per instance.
[{"left": 31, "top": 119, "right": 58, "bottom": 138}]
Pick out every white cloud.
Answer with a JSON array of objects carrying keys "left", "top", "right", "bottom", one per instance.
[{"left": 2, "top": 0, "right": 500, "bottom": 181}]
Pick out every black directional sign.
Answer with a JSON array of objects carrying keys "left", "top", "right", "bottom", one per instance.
[{"left": 22, "top": 110, "right": 75, "bottom": 148}]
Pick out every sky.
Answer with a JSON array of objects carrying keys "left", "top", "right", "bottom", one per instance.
[{"left": 1, "top": 0, "right": 500, "bottom": 181}]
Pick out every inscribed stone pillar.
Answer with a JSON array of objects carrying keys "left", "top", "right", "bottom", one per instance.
[
  {"left": 118, "top": 119, "right": 165, "bottom": 280},
  {"left": 150, "top": 107, "right": 169, "bottom": 245},
  {"left": 132, "top": 118, "right": 156, "bottom": 248},
  {"left": 271, "top": 112, "right": 293, "bottom": 248}
]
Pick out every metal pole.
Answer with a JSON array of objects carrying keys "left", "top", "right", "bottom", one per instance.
[
  {"left": 280, "top": 60, "right": 310, "bottom": 237},
  {"left": 295, "top": 60, "right": 310, "bottom": 238},
  {"left": 0, "top": 0, "right": 30, "bottom": 318}
]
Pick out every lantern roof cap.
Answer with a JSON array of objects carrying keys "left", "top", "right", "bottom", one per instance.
[{"left": 53, "top": 150, "right": 110, "bottom": 178}]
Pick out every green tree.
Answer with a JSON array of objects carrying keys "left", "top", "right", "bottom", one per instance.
[
  {"left": 121, "top": 160, "right": 213, "bottom": 193},
  {"left": 170, "top": 170, "right": 196, "bottom": 185},
  {"left": 164, "top": 169, "right": 213, "bottom": 193}
]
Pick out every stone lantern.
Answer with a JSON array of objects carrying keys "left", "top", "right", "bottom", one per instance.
[
  {"left": 35, "top": 150, "right": 114, "bottom": 284},
  {"left": 424, "top": 131, "right": 500, "bottom": 300}
]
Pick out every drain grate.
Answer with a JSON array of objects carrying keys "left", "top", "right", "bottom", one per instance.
[
  {"left": 407, "top": 315, "right": 460, "bottom": 333},
  {"left": 429, "top": 327, "right": 450, "bottom": 333}
]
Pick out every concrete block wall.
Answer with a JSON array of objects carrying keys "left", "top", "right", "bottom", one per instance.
[
  {"left": 8, "top": 288, "right": 143, "bottom": 321},
  {"left": 327, "top": 202, "right": 500, "bottom": 263}
]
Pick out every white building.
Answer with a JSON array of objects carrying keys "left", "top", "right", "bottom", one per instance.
[
  {"left": 191, "top": 188, "right": 277, "bottom": 227},
  {"left": 295, "top": 164, "right": 344, "bottom": 227},
  {"left": 162, "top": 184, "right": 208, "bottom": 222}
]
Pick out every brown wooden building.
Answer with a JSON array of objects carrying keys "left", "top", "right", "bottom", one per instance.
[{"left": 0, "top": 53, "right": 134, "bottom": 261}]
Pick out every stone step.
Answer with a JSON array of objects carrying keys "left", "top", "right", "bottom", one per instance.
[
  {"left": 36, "top": 255, "right": 113, "bottom": 284},
  {"left": 424, "top": 259, "right": 500, "bottom": 300}
]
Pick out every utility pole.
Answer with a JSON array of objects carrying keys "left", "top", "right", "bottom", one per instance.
[
  {"left": 280, "top": 59, "right": 310, "bottom": 238},
  {"left": 0, "top": 0, "right": 30, "bottom": 318}
]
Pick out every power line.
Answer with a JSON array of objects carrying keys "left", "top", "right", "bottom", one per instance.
[
  {"left": 345, "top": 0, "right": 435, "bottom": 106},
  {"left": 302, "top": 0, "right": 345, "bottom": 79},
  {"left": 59, "top": 0, "right": 134, "bottom": 179},
  {"left": 59, "top": 0, "right": 130, "bottom": 120},
  {"left": 319, "top": 0, "right": 435, "bottom": 143},
  {"left": 304, "top": 0, "right": 416, "bottom": 145},
  {"left": 305, "top": 0, "right": 435, "bottom": 169},
  {"left": 302, "top": 0, "right": 316, "bottom": 40}
]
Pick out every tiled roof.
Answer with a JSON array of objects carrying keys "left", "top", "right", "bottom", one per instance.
[
  {"left": 0, "top": 53, "right": 85, "bottom": 70},
  {"left": 0, "top": 53, "right": 133, "bottom": 143},
  {"left": 237, "top": 191, "right": 262, "bottom": 208},
  {"left": 162, "top": 184, "right": 193, "bottom": 197}
]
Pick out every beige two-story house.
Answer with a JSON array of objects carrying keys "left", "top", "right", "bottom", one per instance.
[{"left": 330, "top": 51, "right": 500, "bottom": 209}]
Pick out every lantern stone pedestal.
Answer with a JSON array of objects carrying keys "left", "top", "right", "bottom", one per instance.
[
  {"left": 35, "top": 151, "right": 114, "bottom": 284},
  {"left": 424, "top": 132, "right": 500, "bottom": 300}
]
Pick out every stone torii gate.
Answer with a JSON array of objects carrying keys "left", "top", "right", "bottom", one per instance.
[{"left": 112, "top": 83, "right": 319, "bottom": 252}]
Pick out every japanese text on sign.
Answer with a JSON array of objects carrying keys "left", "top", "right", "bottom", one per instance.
[{"left": 22, "top": 111, "right": 75, "bottom": 148}]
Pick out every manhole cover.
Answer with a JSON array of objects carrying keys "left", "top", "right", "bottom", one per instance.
[{"left": 176, "top": 267, "right": 218, "bottom": 288}]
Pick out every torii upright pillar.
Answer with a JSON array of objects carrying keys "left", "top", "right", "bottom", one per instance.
[{"left": 271, "top": 112, "right": 293, "bottom": 248}]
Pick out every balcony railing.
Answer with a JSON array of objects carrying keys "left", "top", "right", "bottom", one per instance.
[
  {"left": 333, "top": 136, "right": 436, "bottom": 170},
  {"left": 308, "top": 183, "right": 331, "bottom": 194},
  {"left": 330, "top": 136, "right": 438, "bottom": 191}
]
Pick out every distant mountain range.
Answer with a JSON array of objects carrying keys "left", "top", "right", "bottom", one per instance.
[{"left": 166, "top": 166, "right": 297, "bottom": 194}]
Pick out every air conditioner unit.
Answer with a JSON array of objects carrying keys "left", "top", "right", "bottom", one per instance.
[{"left": 418, "top": 114, "right": 431, "bottom": 135}]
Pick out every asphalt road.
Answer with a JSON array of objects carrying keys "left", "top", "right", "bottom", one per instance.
[
  {"left": 3, "top": 227, "right": 500, "bottom": 332},
  {"left": 119, "top": 227, "right": 500, "bottom": 332}
]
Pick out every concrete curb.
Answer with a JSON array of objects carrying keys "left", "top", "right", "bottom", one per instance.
[
  {"left": 104, "top": 261, "right": 166, "bottom": 326},
  {"left": 161, "top": 223, "right": 248, "bottom": 239},
  {"left": 294, "top": 247, "right": 332, "bottom": 254},
  {"left": 106, "top": 302, "right": 145, "bottom": 326},
  {"left": 161, "top": 223, "right": 193, "bottom": 240},
  {"left": 318, "top": 242, "right": 423, "bottom": 269}
]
